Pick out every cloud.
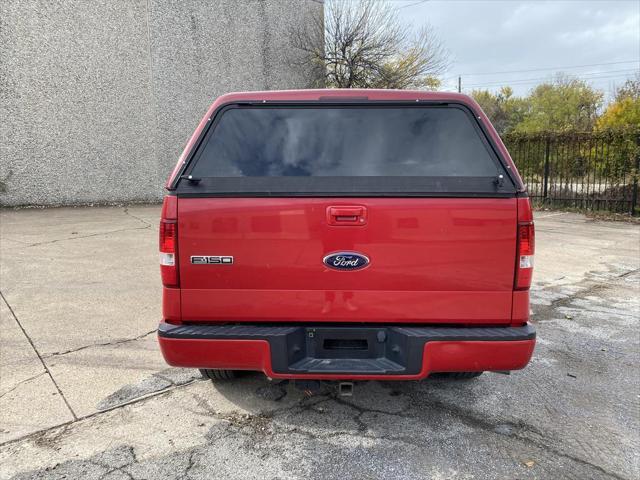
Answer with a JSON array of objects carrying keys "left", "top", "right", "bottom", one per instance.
[{"left": 395, "top": 0, "right": 640, "bottom": 98}]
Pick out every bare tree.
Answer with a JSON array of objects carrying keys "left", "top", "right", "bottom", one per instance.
[{"left": 290, "top": 0, "right": 449, "bottom": 89}]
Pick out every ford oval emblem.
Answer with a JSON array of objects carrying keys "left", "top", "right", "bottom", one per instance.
[{"left": 323, "top": 252, "right": 370, "bottom": 271}]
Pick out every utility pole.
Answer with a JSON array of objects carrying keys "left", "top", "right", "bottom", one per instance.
[{"left": 458, "top": 76, "right": 461, "bottom": 93}]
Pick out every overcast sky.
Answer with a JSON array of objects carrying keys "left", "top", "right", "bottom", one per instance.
[{"left": 393, "top": 0, "right": 640, "bottom": 100}]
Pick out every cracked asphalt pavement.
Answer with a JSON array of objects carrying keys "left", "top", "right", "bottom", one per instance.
[{"left": 0, "top": 206, "right": 638, "bottom": 479}]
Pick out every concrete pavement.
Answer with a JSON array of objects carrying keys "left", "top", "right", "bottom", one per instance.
[{"left": 0, "top": 206, "right": 638, "bottom": 479}]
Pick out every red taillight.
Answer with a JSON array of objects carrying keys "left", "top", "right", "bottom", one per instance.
[
  {"left": 518, "top": 223, "right": 535, "bottom": 256},
  {"left": 515, "top": 198, "right": 535, "bottom": 290},
  {"left": 160, "top": 222, "right": 176, "bottom": 253},
  {"left": 160, "top": 196, "right": 178, "bottom": 287}
]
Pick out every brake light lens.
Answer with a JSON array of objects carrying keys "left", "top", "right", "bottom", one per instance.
[
  {"left": 159, "top": 196, "right": 178, "bottom": 287},
  {"left": 515, "top": 222, "right": 535, "bottom": 290},
  {"left": 160, "top": 222, "right": 176, "bottom": 262},
  {"left": 515, "top": 197, "right": 534, "bottom": 290},
  {"left": 518, "top": 223, "right": 535, "bottom": 265}
]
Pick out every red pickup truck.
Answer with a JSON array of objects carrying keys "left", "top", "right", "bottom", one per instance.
[{"left": 157, "top": 89, "right": 535, "bottom": 385}]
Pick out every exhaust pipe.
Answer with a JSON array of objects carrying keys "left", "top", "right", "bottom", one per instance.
[
  {"left": 338, "top": 382, "right": 354, "bottom": 397},
  {"left": 294, "top": 380, "right": 321, "bottom": 395}
]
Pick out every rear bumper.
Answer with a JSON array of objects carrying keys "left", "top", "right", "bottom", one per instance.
[{"left": 158, "top": 323, "right": 535, "bottom": 380}]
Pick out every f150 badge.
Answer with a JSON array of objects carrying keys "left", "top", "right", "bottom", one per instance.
[
  {"left": 323, "top": 252, "right": 369, "bottom": 271},
  {"left": 191, "top": 256, "right": 234, "bottom": 265}
]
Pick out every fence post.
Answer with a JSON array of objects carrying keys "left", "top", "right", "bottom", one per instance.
[
  {"left": 542, "top": 136, "right": 551, "bottom": 202},
  {"left": 631, "top": 134, "right": 640, "bottom": 216}
]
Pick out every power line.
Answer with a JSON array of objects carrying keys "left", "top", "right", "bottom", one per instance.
[
  {"left": 464, "top": 75, "right": 637, "bottom": 90},
  {"left": 463, "top": 69, "right": 639, "bottom": 88},
  {"left": 453, "top": 60, "right": 639, "bottom": 78},
  {"left": 463, "top": 70, "right": 639, "bottom": 89},
  {"left": 396, "top": 0, "right": 430, "bottom": 9}
]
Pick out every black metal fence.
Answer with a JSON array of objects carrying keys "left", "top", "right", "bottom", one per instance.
[{"left": 503, "top": 130, "right": 640, "bottom": 215}]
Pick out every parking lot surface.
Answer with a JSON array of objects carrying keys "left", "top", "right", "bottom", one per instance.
[{"left": 0, "top": 206, "right": 638, "bottom": 479}]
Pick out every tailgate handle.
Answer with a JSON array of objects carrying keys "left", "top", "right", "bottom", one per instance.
[{"left": 327, "top": 206, "right": 367, "bottom": 226}]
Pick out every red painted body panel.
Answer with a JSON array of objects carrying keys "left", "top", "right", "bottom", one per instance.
[
  {"left": 180, "top": 290, "right": 511, "bottom": 323},
  {"left": 158, "top": 336, "right": 535, "bottom": 380},
  {"left": 161, "top": 338, "right": 271, "bottom": 371},
  {"left": 162, "top": 287, "right": 181, "bottom": 323},
  {"left": 177, "top": 197, "right": 518, "bottom": 323},
  {"left": 511, "top": 290, "right": 530, "bottom": 325}
]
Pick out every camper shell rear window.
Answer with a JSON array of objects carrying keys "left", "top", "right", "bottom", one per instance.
[{"left": 176, "top": 103, "right": 516, "bottom": 197}]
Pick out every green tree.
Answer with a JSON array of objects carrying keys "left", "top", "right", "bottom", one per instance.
[
  {"left": 594, "top": 75, "right": 640, "bottom": 192},
  {"left": 514, "top": 75, "right": 603, "bottom": 133},
  {"left": 471, "top": 86, "right": 528, "bottom": 135},
  {"left": 596, "top": 75, "right": 640, "bottom": 129},
  {"left": 614, "top": 74, "right": 640, "bottom": 100}
]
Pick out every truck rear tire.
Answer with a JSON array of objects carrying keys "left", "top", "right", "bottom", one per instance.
[
  {"left": 442, "top": 371, "right": 483, "bottom": 379},
  {"left": 199, "top": 369, "right": 237, "bottom": 381}
]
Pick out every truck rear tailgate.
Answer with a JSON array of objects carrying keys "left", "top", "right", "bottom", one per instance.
[{"left": 178, "top": 197, "right": 516, "bottom": 324}]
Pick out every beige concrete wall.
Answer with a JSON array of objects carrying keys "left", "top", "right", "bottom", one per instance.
[{"left": 0, "top": 0, "right": 323, "bottom": 206}]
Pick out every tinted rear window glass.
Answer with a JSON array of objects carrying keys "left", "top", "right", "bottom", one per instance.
[{"left": 189, "top": 106, "right": 501, "bottom": 178}]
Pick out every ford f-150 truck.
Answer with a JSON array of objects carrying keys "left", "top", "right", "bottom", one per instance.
[{"left": 157, "top": 89, "right": 535, "bottom": 384}]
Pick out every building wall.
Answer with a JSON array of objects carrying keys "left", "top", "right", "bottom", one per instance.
[{"left": 0, "top": 0, "right": 322, "bottom": 206}]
